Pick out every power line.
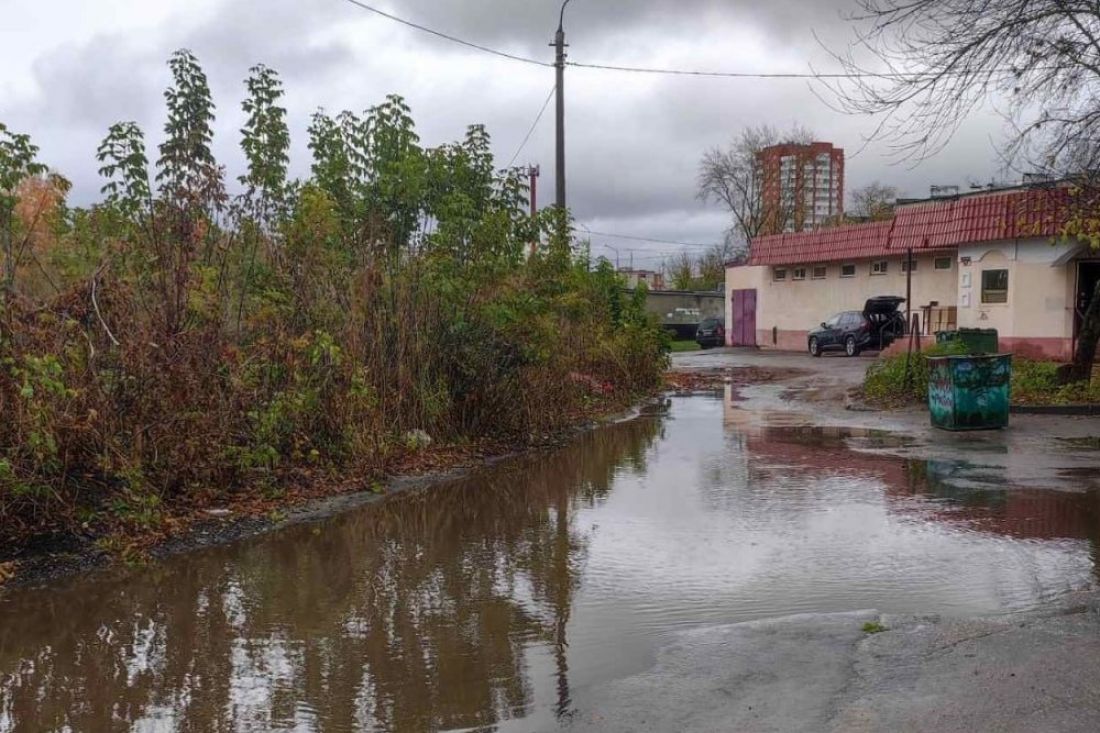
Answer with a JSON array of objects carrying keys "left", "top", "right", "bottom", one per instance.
[
  {"left": 334, "top": 0, "right": 1002, "bottom": 82},
  {"left": 337, "top": 0, "right": 551, "bottom": 67},
  {"left": 584, "top": 230, "right": 720, "bottom": 248},
  {"left": 566, "top": 61, "right": 956, "bottom": 80},
  {"left": 507, "top": 85, "right": 556, "bottom": 168}
]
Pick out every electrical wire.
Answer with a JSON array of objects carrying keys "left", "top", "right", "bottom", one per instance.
[
  {"left": 584, "top": 230, "right": 719, "bottom": 248},
  {"left": 333, "top": 0, "right": 1003, "bottom": 81},
  {"left": 506, "top": 85, "right": 556, "bottom": 168},
  {"left": 566, "top": 61, "right": 961, "bottom": 80},
  {"left": 337, "top": 0, "right": 551, "bottom": 67}
]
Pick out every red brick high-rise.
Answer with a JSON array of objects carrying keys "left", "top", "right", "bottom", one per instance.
[{"left": 755, "top": 142, "right": 844, "bottom": 235}]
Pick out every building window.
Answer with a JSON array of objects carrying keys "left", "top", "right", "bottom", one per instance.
[
  {"left": 934, "top": 257, "right": 953, "bottom": 270},
  {"left": 812, "top": 265, "right": 827, "bottom": 280},
  {"left": 901, "top": 258, "right": 918, "bottom": 273},
  {"left": 792, "top": 267, "right": 807, "bottom": 281},
  {"left": 981, "top": 269, "right": 1009, "bottom": 303},
  {"left": 840, "top": 264, "right": 856, "bottom": 278},
  {"left": 871, "top": 260, "right": 889, "bottom": 276},
  {"left": 774, "top": 268, "right": 788, "bottom": 281}
]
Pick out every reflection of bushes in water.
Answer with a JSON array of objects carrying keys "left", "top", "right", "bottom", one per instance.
[{"left": 0, "top": 415, "right": 663, "bottom": 732}]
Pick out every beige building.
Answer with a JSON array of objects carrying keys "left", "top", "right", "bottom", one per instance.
[
  {"left": 618, "top": 268, "right": 665, "bottom": 291},
  {"left": 726, "top": 186, "right": 1100, "bottom": 360}
]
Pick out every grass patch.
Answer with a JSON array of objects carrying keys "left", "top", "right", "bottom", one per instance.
[
  {"left": 863, "top": 341, "right": 968, "bottom": 405},
  {"left": 865, "top": 345, "right": 1100, "bottom": 407},
  {"left": 669, "top": 340, "right": 701, "bottom": 353},
  {"left": 1012, "top": 359, "right": 1100, "bottom": 405}
]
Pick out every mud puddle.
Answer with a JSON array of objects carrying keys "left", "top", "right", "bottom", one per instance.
[{"left": 1, "top": 396, "right": 1098, "bottom": 732}]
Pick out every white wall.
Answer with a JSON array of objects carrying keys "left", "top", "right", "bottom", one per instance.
[
  {"left": 727, "top": 255, "right": 958, "bottom": 337},
  {"left": 956, "top": 238, "right": 1081, "bottom": 340}
]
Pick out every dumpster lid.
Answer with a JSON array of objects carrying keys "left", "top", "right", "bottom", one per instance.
[{"left": 864, "top": 296, "right": 905, "bottom": 316}]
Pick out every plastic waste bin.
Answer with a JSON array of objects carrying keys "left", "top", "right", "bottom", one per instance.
[{"left": 928, "top": 354, "right": 1012, "bottom": 431}]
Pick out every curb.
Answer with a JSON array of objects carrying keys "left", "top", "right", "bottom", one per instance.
[{"left": 1010, "top": 404, "right": 1100, "bottom": 416}]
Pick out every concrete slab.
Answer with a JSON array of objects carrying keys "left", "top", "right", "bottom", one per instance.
[{"left": 565, "top": 611, "right": 878, "bottom": 733}]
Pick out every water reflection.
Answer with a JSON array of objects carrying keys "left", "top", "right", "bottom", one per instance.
[
  {"left": 0, "top": 418, "right": 662, "bottom": 733},
  {"left": 1, "top": 396, "right": 1099, "bottom": 733}
]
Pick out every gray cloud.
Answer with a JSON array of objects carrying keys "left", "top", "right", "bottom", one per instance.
[
  {"left": 384, "top": 0, "right": 854, "bottom": 53},
  {"left": 3, "top": 0, "right": 1004, "bottom": 264}
]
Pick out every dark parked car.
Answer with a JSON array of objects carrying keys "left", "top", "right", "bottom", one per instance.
[
  {"left": 808, "top": 297, "right": 906, "bottom": 357},
  {"left": 696, "top": 317, "right": 725, "bottom": 349}
]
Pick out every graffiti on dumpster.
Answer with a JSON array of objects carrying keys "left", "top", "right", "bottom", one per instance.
[
  {"left": 928, "top": 355, "right": 1012, "bottom": 431},
  {"left": 928, "top": 359, "right": 955, "bottom": 427}
]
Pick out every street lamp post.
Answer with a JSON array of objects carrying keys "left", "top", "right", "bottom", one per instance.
[{"left": 554, "top": 0, "right": 573, "bottom": 211}]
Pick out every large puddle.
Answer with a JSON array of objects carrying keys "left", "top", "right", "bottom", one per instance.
[{"left": 2, "top": 396, "right": 1099, "bottom": 732}]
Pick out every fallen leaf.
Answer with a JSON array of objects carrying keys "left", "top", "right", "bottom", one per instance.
[{"left": 0, "top": 561, "right": 18, "bottom": 586}]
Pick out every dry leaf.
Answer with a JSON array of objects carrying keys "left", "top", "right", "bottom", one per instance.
[{"left": 0, "top": 561, "right": 18, "bottom": 586}]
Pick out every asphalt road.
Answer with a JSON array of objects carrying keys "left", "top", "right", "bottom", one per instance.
[{"left": 560, "top": 347, "right": 1100, "bottom": 732}]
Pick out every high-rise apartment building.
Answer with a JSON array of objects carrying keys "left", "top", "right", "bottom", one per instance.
[{"left": 755, "top": 142, "right": 844, "bottom": 234}]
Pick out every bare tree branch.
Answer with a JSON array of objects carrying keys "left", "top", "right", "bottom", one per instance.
[{"left": 697, "top": 125, "right": 815, "bottom": 241}]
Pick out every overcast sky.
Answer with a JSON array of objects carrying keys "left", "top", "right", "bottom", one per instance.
[{"left": 1, "top": 0, "right": 1007, "bottom": 266}]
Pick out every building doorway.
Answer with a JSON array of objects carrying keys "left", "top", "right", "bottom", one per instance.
[
  {"left": 1076, "top": 261, "right": 1100, "bottom": 338},
  {"left": 730, "top": 289, "right": 757, "bottom": 346}
]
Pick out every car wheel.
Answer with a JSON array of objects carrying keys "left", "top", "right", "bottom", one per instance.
[
  {"left": 845, "top": 336, "right": 860, "bottom": 357},
  {"left": 809, "top": 337, "right": 821, "bottom": 357}
]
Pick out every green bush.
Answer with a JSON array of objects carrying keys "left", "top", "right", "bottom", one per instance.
[
  {"left": 0, "top": 52, "right": 670, "bottom": 547},
  {"left": 863, "top": 341, "right": 968, "bottom": 405},
  {"left": 866, "top": 348, "right": 1100, "bottom": 407},
  {"left": 1012, "top": 359, "right": 1100, "bottom": 404}
]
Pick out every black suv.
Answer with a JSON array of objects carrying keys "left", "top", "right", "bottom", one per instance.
[
  {"left": 807, "top": 297, "right": 905, "bottom": 357},
  {"left": 695, "top": 317, "right": 725, "bottom": 349}
]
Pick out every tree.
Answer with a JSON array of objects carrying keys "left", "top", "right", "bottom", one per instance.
[
  {"left": 97, "top": 122, "right": 151, "bottom": 221},
  {"left": 239, "top": 64, "right": 290, "bottom": 229},
  {"left": 0, "top": 124, "right": 47, "bottom": 294},
  {"left": 157, "top": 49, "right": 221, "bottom": 210},
  {"left": 662, "top": 243, "right": 731, "bottom": 291},
  {"left": 831, "top": 1, "right": 1100, "bottom": 379},
  {"left": 697, "top": 125, "right": 814, "bottom": 242},
  {"left": 665, "top": 251, "right": 695, "bottom": 291},
  {"left": 849, "top": 182, "right": 897, "bottom": 221}
]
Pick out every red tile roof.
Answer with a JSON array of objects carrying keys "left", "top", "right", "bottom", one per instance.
[{"left": 748, "top": 187, "right": 1070, "bottom": 267}]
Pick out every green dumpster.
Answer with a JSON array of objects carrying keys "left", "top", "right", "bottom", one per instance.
[
  {"left": 928, "top": 354, "right": 1012, "bottom": 431},
  {"left": 934, "top": 329, "right": 999, "bottom": 353}
]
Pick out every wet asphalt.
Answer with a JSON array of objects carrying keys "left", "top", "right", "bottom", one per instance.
[
  {"left": 2, "top": 348, "right": 1099, "bottom": 732},
  {"left": 561, "top": 348, "right": 1100, "bottom": 732}
]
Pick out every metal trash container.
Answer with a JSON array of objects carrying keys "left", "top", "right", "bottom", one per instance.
[
  {"left": 936, "top": 329, "right": 998, "bottom": 353},
  {"left": 928, "top": 354, "right": 1012, "bottom": 431}
]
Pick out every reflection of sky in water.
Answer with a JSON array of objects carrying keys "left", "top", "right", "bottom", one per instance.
[{"left": 1, "top": 395, "right": 1097, "bottom": 733}]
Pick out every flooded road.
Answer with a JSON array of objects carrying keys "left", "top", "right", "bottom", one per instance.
[{"left": 2, "top": 394, "right": 1100, "bottom": 732}]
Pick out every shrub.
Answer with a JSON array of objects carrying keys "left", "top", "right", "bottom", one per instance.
[
  {"left": 863, "top": 341, "right": 968, "bottom": 405},
  {"left": 0, "top": 53, "right": 669, "bottom": 548}
]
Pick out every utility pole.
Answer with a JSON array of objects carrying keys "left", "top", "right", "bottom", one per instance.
[
  {"left": 528, "top": 165, "right": 540, "bottom": 219},
  {"left": 554, "top": 0, "right": 573, "bottom": 210},
  {"left": 528, "top": 164, "right": 540, "bottom": 256}
]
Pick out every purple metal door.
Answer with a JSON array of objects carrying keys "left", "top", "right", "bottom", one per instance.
[{"left": 731, "top": 289, "right": 757, "bottom": 346}]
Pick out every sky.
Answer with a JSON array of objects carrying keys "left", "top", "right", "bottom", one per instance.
[{"left": 1, "top": 0, "right": 1008, "bottom": 267}]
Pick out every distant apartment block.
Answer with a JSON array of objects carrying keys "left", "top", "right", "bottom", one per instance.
[
  {"left": 756, "top": 142, "right": 844, "bottom": 234},
  {"left": 619, "top": 269, "right": 665, "bottom": 291}
]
